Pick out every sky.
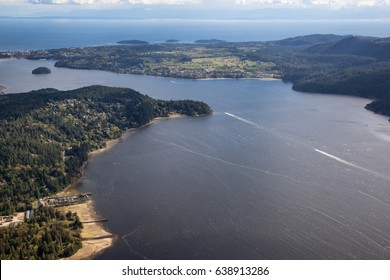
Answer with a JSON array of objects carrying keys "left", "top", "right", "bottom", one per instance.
[{"left": 1, "top": 0, "right": 390, "bottom": 18}]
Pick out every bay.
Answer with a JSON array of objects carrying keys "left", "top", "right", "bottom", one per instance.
[{"left": 2, "top": 59, "right": 390, "bottom": 259}]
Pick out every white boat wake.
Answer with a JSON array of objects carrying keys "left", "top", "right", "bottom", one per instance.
[
  {"left": 225, "top": 112, "right": 390, "bottom": 182},
  {"left": 313, "top": 149, "right": 361, "bottom": 168},
  {"left": 224, "top": 112, "right": 299, "bottom": 144}
]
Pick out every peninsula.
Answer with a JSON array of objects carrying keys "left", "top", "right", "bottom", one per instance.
[
  {"left": 0, "top": 85, "right": 212, "bottom": 259},
  {"left": 4, "top": 34, "right": 390, "bottom": 118}
]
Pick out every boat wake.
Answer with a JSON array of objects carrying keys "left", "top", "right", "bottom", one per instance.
[
  {"left": 313, "top": 149, "right": 390, "bottom": 181},
  {"left": 121, "top": 230, "right": 149, "bottom": 260},
  {"left": 224, "top": 112, "right": 390, "bottom": 182},
  {"left": 224, "top": 112, "right": 298, "bottom": 144},
  {"left": 153, "top": 138, "right": 304, "bottom": 184}
]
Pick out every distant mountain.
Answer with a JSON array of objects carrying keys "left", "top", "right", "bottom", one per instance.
[
  {"left": 308, "top": 36, "right": 390, "bottom": 59},
  {"left": 272, "top": 34, "right": 348, "bottom": 47}
]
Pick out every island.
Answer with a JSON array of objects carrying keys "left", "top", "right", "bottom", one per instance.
[
  {"left": 5, "top": 34, "right": 390, "bottom": 119},
  {"left": 0, "top": 85, "right": 212, "bottom": 259},
  {"left": 117, "top": 40, "right": 149, "bottom": 45},
  {"left": 166, "top": 39, "right": 179, "bottom": 43},
  {"left": 194, "top": 39, "right": 226, "bottom": 44},
  {"left": 32, "top": 67, "right": 51, "bottom": 75}
]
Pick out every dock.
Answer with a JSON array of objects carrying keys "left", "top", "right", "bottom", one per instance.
[
  {"left": 81, "top": 219, "right": 108, "bottom": 224},
  {"left": 81, "top": 234, "right": 115, "bottom": 241}
]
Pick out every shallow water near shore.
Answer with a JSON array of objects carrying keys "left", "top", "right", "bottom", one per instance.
[{"left": 2, "top": 59, "right": 390, "bottom": 259}]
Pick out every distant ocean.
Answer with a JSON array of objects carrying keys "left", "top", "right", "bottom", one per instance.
[{"left": 0, "top": 18, "right": 390, "bottom": 51}]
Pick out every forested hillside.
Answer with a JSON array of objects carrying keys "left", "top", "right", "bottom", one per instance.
[
  {"left": 0, "top": 206, "right": 82, "bottom": 260},
  {"left": 0, "top": 85, "right": 212, "bottom": 215}
]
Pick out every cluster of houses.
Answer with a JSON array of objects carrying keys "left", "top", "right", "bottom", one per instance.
[
  {"left": 44, "top": 193, "right": 91, "bottom": 208},
  {"left": 0, "top": 193, "right": 91, "bottom": 228}
]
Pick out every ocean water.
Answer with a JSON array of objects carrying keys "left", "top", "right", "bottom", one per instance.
[
  {"left": 2, "top": 59, "right": 390, "bottom": 259},
  {"left": 1, "top": 19, "right": 390, "bottom": 259},
  {"left": 0, "top": 18, "right": 390, "bottom": 51}
]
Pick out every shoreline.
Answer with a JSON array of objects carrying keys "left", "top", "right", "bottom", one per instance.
[
  {"left": 61, "top": 200, "right": 116, "bottom": 260},
  {"left": 56, "top": 113, "right": 187, "bottom": 259},
  {"left": 88, "top": 129, "right": 133, "bottom": 158},
  {"left": 197, "top": 76, "right": 281, "bottom": 81}
]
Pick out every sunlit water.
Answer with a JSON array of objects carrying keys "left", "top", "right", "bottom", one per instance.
[{"left": 1, "top": 59, "right": 390, "bottom": 259}]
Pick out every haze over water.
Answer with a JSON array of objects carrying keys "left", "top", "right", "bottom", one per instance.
[
  {"left": 2, "top": 57, "right": 390, "bottom": 259},
  {"left": 1, "top": 18, "right": 390, "bottom": 51}
]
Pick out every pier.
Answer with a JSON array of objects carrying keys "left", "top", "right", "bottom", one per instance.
[{"left": 81, "top": 219, "right": 108, "bottom": 224}]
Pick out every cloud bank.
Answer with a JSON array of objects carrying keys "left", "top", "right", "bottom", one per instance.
[
  {"left": 2, "top": 0, "right": 388, "bottom": 7},
  {"left": 235, "top": 0, "right": 390, "bottom": 7},
  {"left": 28, "top": 0, "right": 200, "bottom": 4}
]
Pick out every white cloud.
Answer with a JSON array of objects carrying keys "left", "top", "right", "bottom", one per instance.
[
  {"left": 29, "top": 0, "right": 95, "bottom": 3},
  {"left": 235, "top": 0, "right": 390, "bottom": 7},
  {"left": 27, "top": 0, "right": 199, "bottom": 4},
  {"left": 2, "top": 0, "right": 389, "bottom": 7},
  {"left": 123, "top": 0, "right": 198, "bottom": 3}
]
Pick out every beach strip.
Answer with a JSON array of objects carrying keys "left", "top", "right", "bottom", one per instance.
[{"left": 61, "top": 200, "right": 115, "bottom": 260}]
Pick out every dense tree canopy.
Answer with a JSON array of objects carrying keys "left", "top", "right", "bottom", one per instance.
[
  {"left": 0, "top": 85, "right": 212, "bottom": 215},
  {"left": 32, "top": 67, "right": 51, "bottom": 75},
  {"left": 0, "top": 206, "right": 82, "bottom": 260}
]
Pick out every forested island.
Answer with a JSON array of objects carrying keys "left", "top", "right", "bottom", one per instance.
[
  {"left": 117, "top": 40, "right": 149, "bottom": 45},
  {"left": 0, "top": 85, "right": 212, "bottom": 259},
  {"left": 32, "top": 67, "right": 51, "bottom": 75},
  {"left": 4, "top": 34, "right": 390, "bottom": 118},
  {"left": 194, "top": 39, "right": 226, "bottom": 44}
]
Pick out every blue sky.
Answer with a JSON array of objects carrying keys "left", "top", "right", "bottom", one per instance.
[{"left": 1, "top": 0, "right": 390, "bottom": 18}]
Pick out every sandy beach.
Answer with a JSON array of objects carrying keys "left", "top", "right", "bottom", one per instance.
[
  {"left": 61, "top": 200, "right": 116, "bottom": 260},
  {"left": 88, "top": 129, "right": 134, "bottom": 158},
  {"left": 151, "top": 112, "right": 186, "bottom": 123}
]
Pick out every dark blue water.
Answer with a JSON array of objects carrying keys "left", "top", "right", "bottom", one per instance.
[
  {"left": 2, "top": 59, "right": 390, "bottom": 259},
  {"left": 1, "top": 18, "right": 390, "bottom": 51},
  {"left": 2, "top": 20, "right": 390, "bottom": 259}
]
